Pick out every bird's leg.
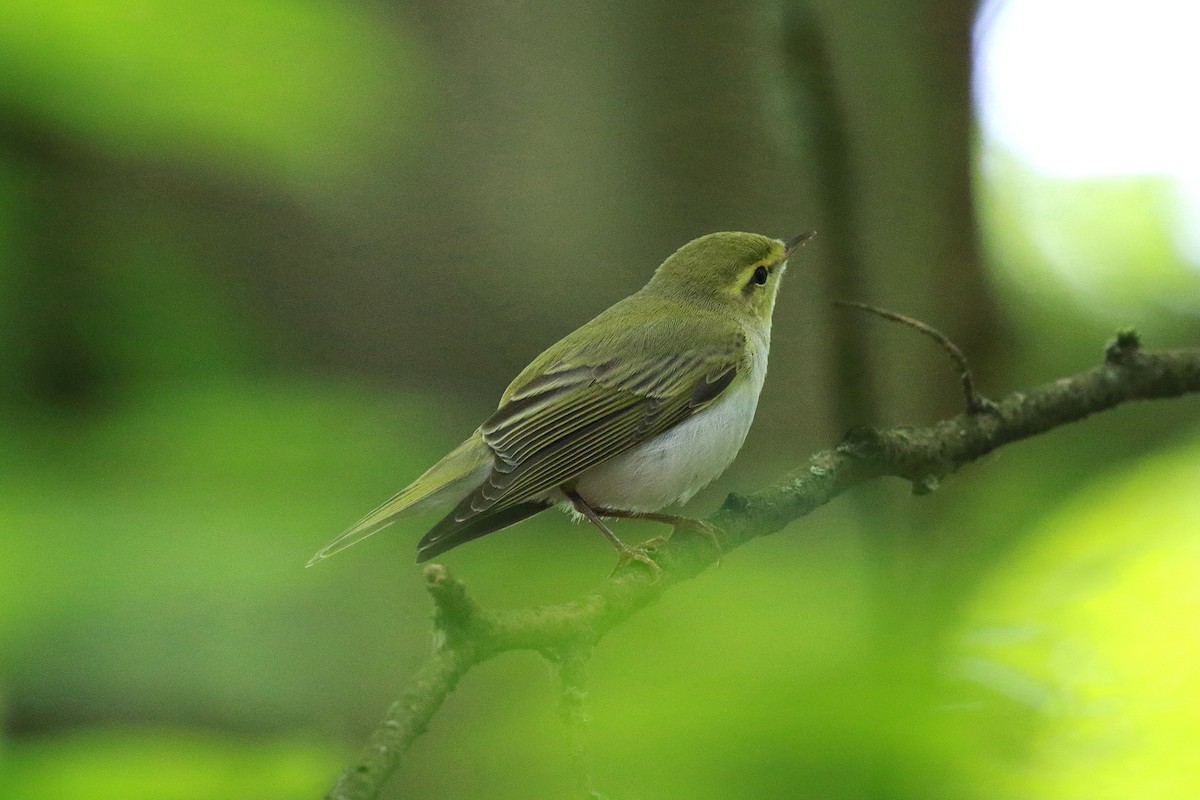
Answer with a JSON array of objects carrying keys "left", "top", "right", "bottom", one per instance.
[
  {"left": 563, "top": 489, "right": 662, "bottom": 578},
  {"left": 594, "top": 508, "right": 724, "bottom": 558}
]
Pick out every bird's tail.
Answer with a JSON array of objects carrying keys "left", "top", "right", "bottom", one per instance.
[{"left": 305, "top": 432, "right": 491, "bottom": 566}]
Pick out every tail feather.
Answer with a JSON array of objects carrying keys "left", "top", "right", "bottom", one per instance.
[
  {"left": 305, "top": 509, "right": 408, "bottom": 567},
  {"left": 416, "top": 500, "right": 553, "bottom": 563},
  {"left": 306, "top": 432, "right": 491, "bottom": 566}
]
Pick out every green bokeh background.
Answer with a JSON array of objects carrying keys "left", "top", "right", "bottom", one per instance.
[{"left": 1, "top": 1, "right": 1198, "bottom": 798}]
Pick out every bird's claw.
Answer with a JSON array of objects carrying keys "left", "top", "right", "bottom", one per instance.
[
  {"left": 670, "top": 519, "right": 724, "bottom": 564},
  {"left": 610, "top": 543, "right": 664, "bottom": 580}
]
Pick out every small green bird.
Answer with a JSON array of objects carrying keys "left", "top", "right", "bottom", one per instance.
[{"left": 308, "top": 230, "right": 812, "bottom": 571}]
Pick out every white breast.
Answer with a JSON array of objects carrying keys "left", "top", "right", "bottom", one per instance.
[{"left": 569, "top": 334, "right": 769, "bottom": 513}]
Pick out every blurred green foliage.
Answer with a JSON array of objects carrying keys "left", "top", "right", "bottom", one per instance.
[
  {"left": 980, "top": 145, "right": 1200, "bottom": 346},
  {"left": 0, "top": 0, "right": 1198, "bottom": 798},
  {"left": 952, "top": 431, "right": 1200, "bottom": 799},
  {"left": 0, "top": 728, "right": 339, "bottom": 800},
  {"left": 1, "top": 0, "right": 422, "bottom": 193}
]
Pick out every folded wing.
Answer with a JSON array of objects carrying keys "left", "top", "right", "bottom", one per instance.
[{"left": 416, "top": 329, "right": 743, "bottom": 561}]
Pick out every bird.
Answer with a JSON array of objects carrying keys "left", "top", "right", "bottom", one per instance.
[{"left": 307, "top": 230, "right": 812, "bottom": 573}]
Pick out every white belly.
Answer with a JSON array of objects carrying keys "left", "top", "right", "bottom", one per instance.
[{"left": 569, "top": 339, "right": 768, "bottom": 512}]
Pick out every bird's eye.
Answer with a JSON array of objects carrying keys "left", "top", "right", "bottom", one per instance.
[{"left": 751, "top": 266, "right": 769, "bottom": 286}]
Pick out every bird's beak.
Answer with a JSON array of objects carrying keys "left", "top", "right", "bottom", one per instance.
[{"left": 784, "top": 231, "right": 815, "bottom": 258}]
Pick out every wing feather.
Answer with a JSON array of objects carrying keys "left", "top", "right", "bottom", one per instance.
[
  {"left": 486, "top": 398, "right": 665, "bottom": 503},
  {"left": 489, "top": 386, "right": 629, "bottom": 466}
]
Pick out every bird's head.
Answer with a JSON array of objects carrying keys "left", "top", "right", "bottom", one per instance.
[{"left": 648, "top": 230, "right": 813, "bottom": 321}]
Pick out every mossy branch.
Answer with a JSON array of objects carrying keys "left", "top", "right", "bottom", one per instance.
[{"left": 326, "top": 331, "right": 1200, "bottom": 800}]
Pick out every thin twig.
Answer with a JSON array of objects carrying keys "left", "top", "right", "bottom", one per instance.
[{"left": 835, "top": 300, "right": 998, "bottom": 414}]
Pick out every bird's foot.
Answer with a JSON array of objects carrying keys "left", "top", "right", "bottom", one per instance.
[
  {"left": 639, "top": 516, "right": 724, "bottom": 565},
  {"left": 609, "top": 542, "right": 664, "bottom": 581},
  {"left": 668, "top": 517, "right": 724, "bottom": 560},
  {"left": 595, "top": 508, "right": 724, "bottom": 558},
  {"left": 565, "top": 489, "right": 664, "bottom": 581}
]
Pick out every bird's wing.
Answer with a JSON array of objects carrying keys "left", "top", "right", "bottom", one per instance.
[{"left": 416, "top": 318, "right": 746, "bottom": 561}]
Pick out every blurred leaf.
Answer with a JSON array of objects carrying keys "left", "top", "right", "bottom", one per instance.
[
  {"left": 0, "top": 0, "right": 425, "bottom": 192},
  {"left": 980, "top": 145, "right": 1200, "bottom": 324},
  {"left": 952, "top": 426, "right": 1200, "bottom": 799},
  {"left": 0, "top": 381, "right": 469, "bottom": 730},
  {"left": 0, "top": 727, "right": 340, "bottom": 800}
]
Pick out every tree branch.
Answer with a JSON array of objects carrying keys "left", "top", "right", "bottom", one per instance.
[{"left": 326, "top": 333, "right": 1200, "bottom": 800}]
